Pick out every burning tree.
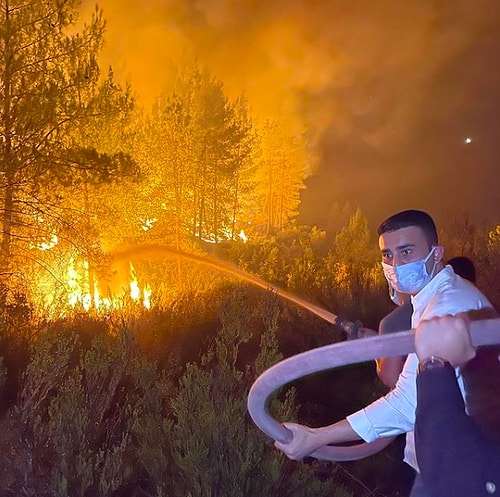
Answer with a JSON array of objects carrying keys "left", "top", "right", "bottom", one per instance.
[
  {"left": 249, "top": 119, "right": 310, "bottom": 234},
  {"left": 0, "top": 0, "right": 136, "bottom": 300},
  {"left": 143, "top": 64, "right": 256, "bottom": 246}
]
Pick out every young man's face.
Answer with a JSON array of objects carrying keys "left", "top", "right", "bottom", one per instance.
[{"left": 379, "top": 226, "right": 441, "bottom": 269}]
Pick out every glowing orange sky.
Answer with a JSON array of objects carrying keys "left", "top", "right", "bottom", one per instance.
[
  {"left": 79, "top": 0, "right": 485, "bottom": 131},
  {"left": 78, "top": 0, "right": 500, "bottom": 227}
]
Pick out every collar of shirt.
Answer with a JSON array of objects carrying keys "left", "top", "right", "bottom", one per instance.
[{"left": 410, "top": 265, "right": 455, "bottom": 327}]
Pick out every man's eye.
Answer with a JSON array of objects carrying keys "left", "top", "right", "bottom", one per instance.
[{"left": 401, "top": 249, "right": 412, "bottom": 256}]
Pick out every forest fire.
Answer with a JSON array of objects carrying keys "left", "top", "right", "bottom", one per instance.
[
  {"left": 66, "top": 259, "right": 152, "bottom": 314},
  {"left": 33, "top": 233, "right": 59, "bottom": 251},
  {"left": 65, "top": 259, "right": 152, "bottom": 314},
  {"left": 129, "top": 262, "right": 152, "bottom": 309},
  {"left": 31, "top": 246, "right": 153, "bottom": 315},
  {"left": 239, "top": 230, "right": 248, "bottom": 243}
]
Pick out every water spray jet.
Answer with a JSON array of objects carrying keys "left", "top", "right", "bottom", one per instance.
[
  {"left": 110, "top": 243, "right": 361, "bottom": 336},
  {"left": 109, "top": 243, "right": 414, "bottom": 460},
  {"left": 110, "top": 244, "right": 500, "bottom": 461}
]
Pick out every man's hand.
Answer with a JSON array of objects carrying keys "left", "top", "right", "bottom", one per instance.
[
  {"left": 274, "top": 422, "right": 322, "bottom": 460},
  {"left": 356, "top": 327, "right": 378, "bottom": 339},
  {"left": 415, "top": 313, "right": 476, "bottom": 367},
  {"left": 274, "top": 419, "right": 361, "bottom": 460}
]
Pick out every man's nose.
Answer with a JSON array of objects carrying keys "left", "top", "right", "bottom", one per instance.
[{"left": 392, "top": 253, "right": 401, "bottom": 266}]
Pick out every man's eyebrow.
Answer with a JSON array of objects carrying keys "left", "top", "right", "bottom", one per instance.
[
  {"left": 395, "top": 243, "right": 416, "bottom": 251},
  {"left": 380, "top": 243, "right": 416, "bottom": 254}
]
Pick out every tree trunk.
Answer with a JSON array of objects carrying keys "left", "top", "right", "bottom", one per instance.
[{"left": 1, "top": 1, "right": 14, "bottom": 271}]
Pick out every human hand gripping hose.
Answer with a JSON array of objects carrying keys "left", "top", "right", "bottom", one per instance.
[{"left": 247, "top": 317, "right": 500, "bottom": 461}]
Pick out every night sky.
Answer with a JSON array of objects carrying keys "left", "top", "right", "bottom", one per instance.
[{"left": 80, "top": 0, "right": 500, "bottom": 230}]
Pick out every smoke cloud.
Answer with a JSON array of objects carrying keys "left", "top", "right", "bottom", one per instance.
[{"left": 80, "top": 0, "right": 500, "bottom": 228}]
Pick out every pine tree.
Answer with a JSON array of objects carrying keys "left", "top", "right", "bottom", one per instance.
[
  {"left": 146, "top": 291, "right": 352, "bottom": 497},
  {"left": 0, "top": 0, "right": 135, "bottom": 282},
  {"left": 248, "top": 120, "right": 310, "bottom": 234},
  {"left": 143, "top": 63, "right": 256, "bottom": 245}
]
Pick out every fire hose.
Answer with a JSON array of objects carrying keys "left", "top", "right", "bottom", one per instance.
[{"left": 247, "top": 317, "right": 500, "bottom": 461}]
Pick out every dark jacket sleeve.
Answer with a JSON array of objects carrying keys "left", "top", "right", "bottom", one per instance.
[{"left": 415, "top": 364, "right": 500, "bottom": 497}]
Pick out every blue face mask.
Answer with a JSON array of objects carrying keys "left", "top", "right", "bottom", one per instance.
[{"left": 382, "top": 247, "right": 436, "bottom": 295}]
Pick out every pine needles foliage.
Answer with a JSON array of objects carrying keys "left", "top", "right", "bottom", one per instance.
[{"left": 0, "top": 292, "right": 355, "bottom": 497}]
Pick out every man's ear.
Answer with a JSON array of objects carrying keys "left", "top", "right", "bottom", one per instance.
[{"left": 433, "top": 244, "right": 445, "bottom": 263}]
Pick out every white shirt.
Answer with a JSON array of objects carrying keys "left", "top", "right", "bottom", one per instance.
[{"left": 346, "top": 265, "right": 493, "bottom": 471}]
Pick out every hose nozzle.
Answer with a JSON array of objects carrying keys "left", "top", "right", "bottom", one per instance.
[{"left": 334, "top": 316, "right": 363, "bottom": 340}]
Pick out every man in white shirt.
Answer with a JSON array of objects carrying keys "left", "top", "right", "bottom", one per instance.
[{"left": 274, "top": 209, "right": 493, "bottom": 496}]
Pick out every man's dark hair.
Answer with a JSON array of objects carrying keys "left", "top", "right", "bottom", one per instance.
[
  {"left": 377, "top": 209, "right": 438, "bottom": 245},
  {"left": 448, "top": 256, "right": 476, "bottom": 283}
]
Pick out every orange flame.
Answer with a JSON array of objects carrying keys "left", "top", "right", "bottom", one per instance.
[{"left": 62, "top": 259, "right": 152, "bottom": 313}]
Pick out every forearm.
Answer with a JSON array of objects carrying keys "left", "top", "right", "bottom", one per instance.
[
  {"left": 315, "top": 418, "right": 363, "bottom": 445},
  {"left": 275, "top": 419, "right": 361, "bottom": 460},
  {"left": 348, "top": 353, "right": 418, "bottom": 444},
  {"left": 416, "top": 364, "right": 464, "bottom": 420}
]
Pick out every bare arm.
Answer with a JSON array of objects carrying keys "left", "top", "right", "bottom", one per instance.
[
  {"left": 376, "top": 301, "right": 412, "bottom": 388},
  {"left": 274, "top": 418, "right": 361, "bottom": 460},
  {"left": 376, "top": 356, "right": 406, "bottom": 388}
]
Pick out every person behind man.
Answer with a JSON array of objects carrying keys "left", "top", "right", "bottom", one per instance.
[
  {"left": 376, "top": 255, "right": 478, "bottom": 388},
  {"left": 448, "top": 255, "right": 476, "bottom": 284},
  {"left": 274, "top": 209, "right": 493, "bottom": 497},
  {"left": 414, "top": 314, "right": 500, "bottom": 497},
  {"left": 376, "top": 289, "right": 413, "bottom": 388}
]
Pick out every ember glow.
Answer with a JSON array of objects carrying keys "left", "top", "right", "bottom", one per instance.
[
  {"left": 239, "top": 230, "right": 248, "bottom": 243},
  {"left": 33, "top": 233, "right": 59, "bottom": 251},
  {"left": 30, "top": 252, "right": 153, "bottom": 316},
  {"left": 129, "top": 263, "right": 152, "bottom": 309},
  {"left": 140, "top": 217, "right": 158, "bottom": 231}
]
